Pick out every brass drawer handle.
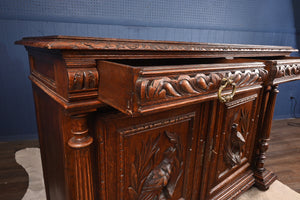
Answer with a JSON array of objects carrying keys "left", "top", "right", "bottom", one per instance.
[{"left": 218, "top": 78, "right": 236, "bottom": 103}]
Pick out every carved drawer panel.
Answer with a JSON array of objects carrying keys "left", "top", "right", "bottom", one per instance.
[
  {"left": 97, "top": 59, "right": 267, "bottom": 116},
  {"left": 96, "top": 105, "right": 201, "bottom": 200},
  {"left": 266, "top": 57, "right": 300, "bottom": 84},
  {"left": 204, "top": 89, "right": 261, "bottom": 199}
]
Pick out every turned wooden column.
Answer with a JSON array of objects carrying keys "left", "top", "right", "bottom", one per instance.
[
  {"left": 67, "top": 114, "right": 95, "bottom": 200},
  {"left": 254, "top": 85, "right": 279, "bottom": 190}
]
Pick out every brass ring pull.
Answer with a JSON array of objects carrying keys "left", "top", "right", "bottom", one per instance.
[{"left": 218, "top": 78, "right": 236, "bottom": 103}]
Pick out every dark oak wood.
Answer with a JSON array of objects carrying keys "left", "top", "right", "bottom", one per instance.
[{"left": 15, "top": 36, "right": 300, "bottom": 200}]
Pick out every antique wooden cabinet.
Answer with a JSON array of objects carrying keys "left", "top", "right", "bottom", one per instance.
[{"left": 16, "top": 36, "right": 300, "bottom": 200}]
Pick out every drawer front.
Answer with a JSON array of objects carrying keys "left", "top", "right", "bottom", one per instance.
[
  {"left": 269, "top": 58, "right": 300, "bottom": 84},
  {"left": 205, "top": 89, "right": 261, "bottom": 199},
  {"left": 97, "top": 59, "right": 267, "bottom": 116},
  {"left": 96, "top": 105, "right": 201, "bottom": 200}
]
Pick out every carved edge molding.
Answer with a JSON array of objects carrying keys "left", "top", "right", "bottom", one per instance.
[
  {"left": 64, "top": 41, "right": 295, "bottom": 52},
  {"left": 120, "top": 113, "right": 195, "bottom": 136},
  {"left": 225, "top": 94, "right": 258, "bottom": 109},
  {"left": 17, "top": 36, "right": 297, "bottom": 53},
  {"left": 118, "top": 112, "right": 195, "bottom": 200},
  {"left": 137, "top": 69, "right": 268, "bottom": 102},
  {"left": 274, "top": 63, "right": 300, "bottom": 78}
]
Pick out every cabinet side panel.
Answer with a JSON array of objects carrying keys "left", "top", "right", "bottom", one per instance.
[{"left": 32, "top": 84, "right": 68, "bottom": 200}]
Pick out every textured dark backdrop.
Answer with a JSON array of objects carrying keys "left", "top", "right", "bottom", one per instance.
[{"left": 0, "top": 0, "right": 299, "bottom": 140}]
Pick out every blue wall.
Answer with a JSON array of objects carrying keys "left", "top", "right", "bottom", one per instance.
[{"left": 0, "top": 0, "right": 299, "bottom": 141}]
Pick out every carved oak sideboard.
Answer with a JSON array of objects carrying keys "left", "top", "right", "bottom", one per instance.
[{"left": 16, "top": 36, "right": 300, "bottom": 200}]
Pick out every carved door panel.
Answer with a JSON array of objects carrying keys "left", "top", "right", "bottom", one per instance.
[
  {"left": 205, "top": 89, "right": 261, "bottom": 199},
  {"left": 96, "top": 105, "right": 200, "bottom": 200}
]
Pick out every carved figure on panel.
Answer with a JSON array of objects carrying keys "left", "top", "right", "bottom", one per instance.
[
  {"left": 128, "top": 131, "right": 184, "bottom": 200},
  {"left": 224, "top": 109, "right": 249, "bottom": 168}
]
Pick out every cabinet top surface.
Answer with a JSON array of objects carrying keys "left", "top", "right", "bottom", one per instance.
[{"left": 15, "top": 35, "right": 297, "bottom": 54}]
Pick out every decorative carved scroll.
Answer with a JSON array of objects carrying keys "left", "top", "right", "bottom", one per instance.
[
  {"left": 224, "top": 109, "right": 249, "bottom": 168},
  {"left": 138, "top": 69, "right": 268, "bottom": 101},
  {"left": 128, "top": 131, "right": 184, "bottom": 200},
  {"left": 275, "top": 64, "right": 300, "bottom": 78},
  {"left": 68, "top": 68, "right": 98, "bottom": 91}
]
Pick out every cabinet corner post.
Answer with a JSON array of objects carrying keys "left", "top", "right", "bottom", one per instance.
[
  {"left": 67, "top": 113, "right": 95, "bottom": 200},
  {"left": 254, "top": 85, "right": 279, "bottom": 190}
]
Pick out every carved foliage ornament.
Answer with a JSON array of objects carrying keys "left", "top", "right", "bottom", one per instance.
[
  {"left": 138, "top": 69, "right": 268, "bottom": 101},
  {"left": 68, "top": 68, "right": 98, "bottom": 91},
  {"left": 128, "top": 131, "right": 184, "bottom": 200},
  {"left": 275, "top": 64, "right": 300, "bottom": 78},
  {"left": 224, "top": 109, "right": 250, "bottom": 168}
]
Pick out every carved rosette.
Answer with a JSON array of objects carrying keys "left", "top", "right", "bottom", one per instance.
[
  {"left": 128, "top": 131, "right": 184, "bottom": 200},
  {"left": 224, "top": 109, "right": 249, "bottom": 168},
  {"left": 138, "top": 69, "right": 268, "bottom": 102},
  {"left": 275, "top": 63, "right": 300, "bottom": 78}
]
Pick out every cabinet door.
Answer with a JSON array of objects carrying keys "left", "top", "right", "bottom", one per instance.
[
  {"left": 205, "top": 89, "right": 261, "bottom": 199},
  {"left": 96, "top": 105, "right": 201, "bottom": 200}
]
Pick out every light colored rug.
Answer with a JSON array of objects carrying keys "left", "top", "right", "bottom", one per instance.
[
  {"left": 15, "top": 148, "right": 46, "bottom": 200},
  {"left": 16, "top": 148, "right": 300, "bottom": 200}
]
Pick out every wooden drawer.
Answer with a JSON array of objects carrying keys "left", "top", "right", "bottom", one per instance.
[
  {"left": 267, "top": 57, "right": 300, "bottom": 84},
  {"left": 97, "top": 59, "right": 268, "bottom": 116}
]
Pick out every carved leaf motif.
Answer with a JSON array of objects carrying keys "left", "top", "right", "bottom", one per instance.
[
  {"left": 232, "top": 73, "right": 242, "bottom": 83},
  {"left": 130, "top": 163, "right": 138, "bottom": 190},
  {"left": 237, "top": 72, "right": 251, "bottom": 86},
  {"left": 275, "top": 64, "right": 300, "bottom": 78},
  {"left": 164, "top": 82, "right": 181, "bottom": 97},
  {"left": 86, "top": 71, "right": 96, "bottom": 88},
  {"left": 69, "top": 69, "right": 98, "bottom": 91},
  {"left": 128, "top": 187, "right": 138, "bottom": 200},
  {"left": 210, "top": 73, "right": 222, "bottom": 89},
  {"left": 179, "top": 78, "right": 198, "bottom": 94},
  {"left": 138, "top": 69, "right": 267, "bottom": 101},
  {"left": 128, "top": 131, "right": 183, "bottom": 200},
  {"left": 195, "top": 74, "right": 209, "bottom": 90},
  {"left": 73, "top": 72, "right": 83, "bottom": 90}
]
